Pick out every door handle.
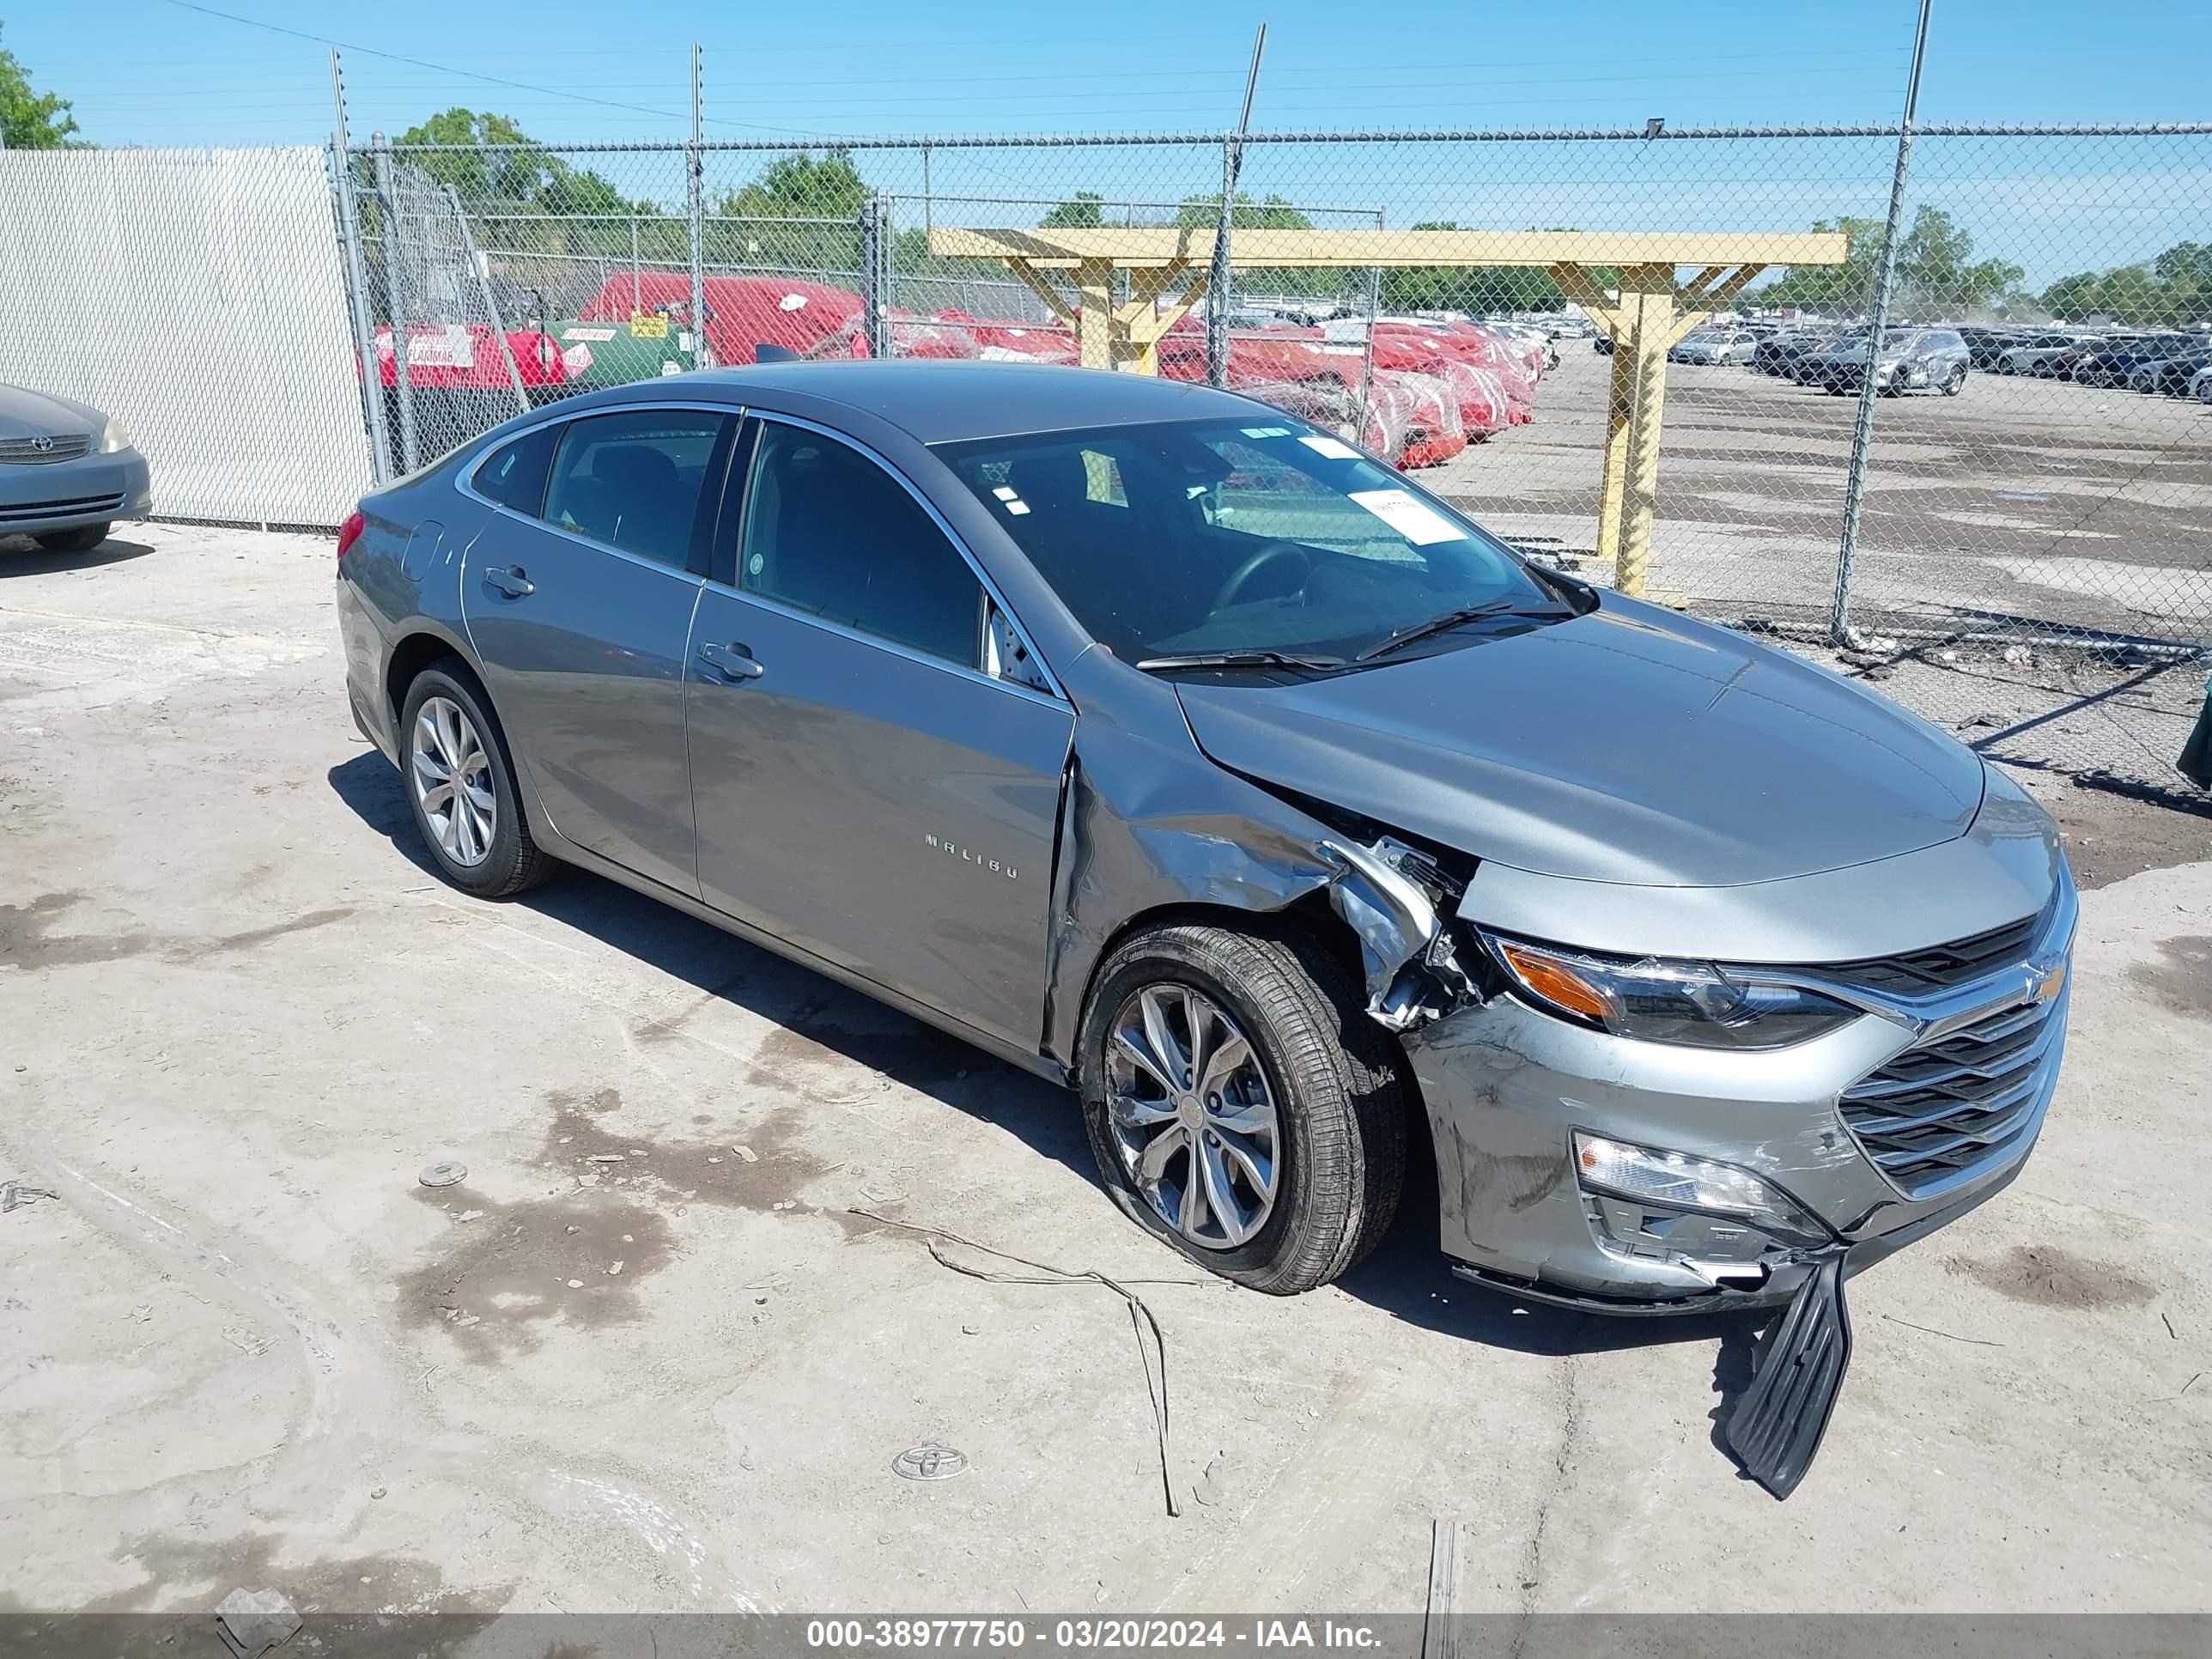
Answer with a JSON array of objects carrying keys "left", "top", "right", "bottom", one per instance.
[
  {"left": 698, "top": 641, "right": 764, "bottom": 681},
  {"left": 483, "top": 565, "right": 534, "bottom": 598}
]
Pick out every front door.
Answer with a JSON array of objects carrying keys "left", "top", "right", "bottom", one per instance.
[
  {"left": 463, "top": 406, "right": 733, "bottom": 896},
  {"left": 685, "top": 416, "right": 1072, "bottom": 1054}
]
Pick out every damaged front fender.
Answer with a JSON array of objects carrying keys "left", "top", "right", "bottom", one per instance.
[
  {"left": 1318, "top": 836, "right": 1478, "bottom": 1031},
  {"left": 1042, "top": 678, "right": 1482, "bottom": 1070}
]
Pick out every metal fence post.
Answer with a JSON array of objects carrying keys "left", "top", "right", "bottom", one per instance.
[
  {"left": 1205, "top": 25, "right": 1268, "bottom": 388},
  {"left": 860, "top": 197, "right": 890, "bottom": 358},
  {"left": 630, "top": 214, "right": 641, "bottom": 314},
  {"left": 370, "top": 131, "right": 419, "bottom": 475},
  {"left": 452, "top": 184, "right": 530, "bottom": 416},
  {"left": 1831, "top": 0, "right": 1934, "bottom": 646},
  {"left": 1355, "top": 207, "right": 1382, "bottom": 448},
  {"left": 328, "top": 54, "right": 391, "bottom": 485},
  {"left": 688, "top": 44, "right": 707, "bottom": 369}
]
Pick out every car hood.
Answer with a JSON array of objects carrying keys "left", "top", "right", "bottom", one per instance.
[
  {"left": 0, "top": 384, "right": 100, "bottom": 441},
  {"left": 1173, "top": 600, "right": 1986, "bottom": 888}
]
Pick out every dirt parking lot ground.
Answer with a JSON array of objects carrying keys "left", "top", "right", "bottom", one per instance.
[
  {"left": 1428, "top": 350, "right": 2212, "bottom": 791},
  {"left": 3, "top": 524, "right": 2209, "bottom": 1621}
]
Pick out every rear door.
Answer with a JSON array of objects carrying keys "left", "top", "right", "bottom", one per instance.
[
  {"left": 462, "top": 404, "right": 735, "bottom": 897},
  {"left": 684, "top": 414, "right": 1073, "bottom": 1053}
]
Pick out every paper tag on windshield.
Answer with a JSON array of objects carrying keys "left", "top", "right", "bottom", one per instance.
[
  {"left": 1348, "top": 489, "right": 1464, "bottom": 545},
  {"left": 1242, "top": 425, "right": 1292, "bottom": 438},
  {"left": 1299, "top": 434, "right": 1361, "bottom": 460}
]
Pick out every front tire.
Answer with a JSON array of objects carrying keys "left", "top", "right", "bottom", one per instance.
[
  {"left": 1942, "top": 366, "right": 1966, "bottom": 396},
  {"left": 399, "top": 663, "right": 553, "bottom": 898},
  {"left": 33, "top": 524, "right": 108, "bottom": 553},
  {"left": 1079, "top": 921, "right": 1407, "bottom": 1295}
]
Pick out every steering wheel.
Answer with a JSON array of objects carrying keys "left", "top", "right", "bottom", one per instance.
[{"left": 1211, "top": 540, "right": 1312, "bottom": 612}]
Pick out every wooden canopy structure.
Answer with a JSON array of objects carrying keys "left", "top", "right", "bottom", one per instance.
[{"left": 927, "top": 225, "right": 1848, "bottom": 597}]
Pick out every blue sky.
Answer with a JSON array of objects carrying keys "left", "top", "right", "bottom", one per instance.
[
  {"left": 9, "top": 1, "right": 2208, "bottom": 286},
  {"left": 12, "top": 0, "right": 2207, "bottom": 148}
]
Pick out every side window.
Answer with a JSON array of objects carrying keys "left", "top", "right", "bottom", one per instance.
[
  {"left": 473, "top": 426, "right": 553, "bottom": 514},
  {"left": 542, "top": 409, "right": 726, "bottom": 570},
  {"left": 738, "top": 422, "right": 984, "bottom": 666}
]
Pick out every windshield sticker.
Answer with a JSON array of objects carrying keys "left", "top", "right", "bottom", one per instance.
[
  {"left": 1242, "top": 425, "right": 1293, "bottom": 438},
  {"left": 1299, "top": 434, "right": 1362, "bottom": 460},
  {"left": 1348, "top": 489, "right": 1465, "bottom": 546}
]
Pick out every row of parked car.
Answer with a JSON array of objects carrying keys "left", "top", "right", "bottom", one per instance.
[
  {"left": 1658, "top": 321, "right": 1974, "bottom": 396},
  {"left": 1712, "top": 319, "right": 2212, "bottom": 400},
  {"left": 1965, "top": 326, "right": 2212, "bottom": 397}
]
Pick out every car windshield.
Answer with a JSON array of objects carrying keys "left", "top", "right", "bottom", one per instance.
[{"left": 935, "top": 416, "right": 1569, "bottom": 669}]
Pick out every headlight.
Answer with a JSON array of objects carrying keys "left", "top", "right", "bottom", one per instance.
[
  {"left": 1573, "top": 1133, "right": 1831, "bottom": 1244},
  {"left": 99, "top": 418, "right": 132, "bottom": 453},
  {"left": 1479, "top": 931, "right": 1859, "bottom": 1049}
]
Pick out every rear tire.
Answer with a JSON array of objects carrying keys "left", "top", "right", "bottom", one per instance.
[
  {"left": 398, "top": 663, "right": 553, "bottom": 899},
  {"left": 33, "top": 524, "right": 107, "bottom": 553},
  {"left": 1079, "top": 921, "right": 1407, "bottom": 1295}
]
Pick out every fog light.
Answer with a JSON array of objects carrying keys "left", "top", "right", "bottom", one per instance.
[{"left": 1573, "top": 1133, "right": 1830, "bottom": 1246}]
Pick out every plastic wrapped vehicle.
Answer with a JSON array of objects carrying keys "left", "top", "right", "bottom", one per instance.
[
  {"left": 885, "top": 308, "right": 983, "bottom": 360},
  {"left": 577, "top": 274, "right": 868, "bottom": 367},
  {"left": 1376, "top": 368, "right": 1465, "bottom": 468}
]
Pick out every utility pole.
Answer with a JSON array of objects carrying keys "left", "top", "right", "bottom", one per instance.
[
  {"left": 1206, "top": 23, "right": 1267, "bottom": 388},
  {"left": 1831, "top": 0, "right": 1934, "bottom": 645}
]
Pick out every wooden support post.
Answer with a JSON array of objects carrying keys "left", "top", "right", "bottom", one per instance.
[
  {"left": 1614, "top": 262, "right": 1677, "bottom": 599},
  {"left": 1075, "top": 258, "right": 1115, "bottom": 371},
  {"left": 1593, "top": 316, "right": 1640, "bottom": 590}
]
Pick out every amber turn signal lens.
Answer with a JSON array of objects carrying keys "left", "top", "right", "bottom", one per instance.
[{"left": 1497, "top": 939, "right": 1614, "bottom": 1024}]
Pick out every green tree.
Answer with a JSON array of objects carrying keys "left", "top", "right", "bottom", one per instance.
[
  {"left": 1756, "top": 215, "right": 1887, "bottom": 312},
  {"left": 1895, "top": 207, "right": 2024, "bottom": 312},
  {"left": 1172, "top": 190, "right": 1314, "bottom": 231},
  {"left": 706, "top": 150, "right": 871, "bottom": 275},
  {"left": 390, "top": 108, "right": 684, "bottom": 263},
  {"left": 1, "top": 20, "right": 82, "bottom": 149},
  {"left": 1040, "top": 191, "right": 1104, "bottom": 229},
  {"left": 2039, "top": 242, "right": 2212, "bottom": 325}
]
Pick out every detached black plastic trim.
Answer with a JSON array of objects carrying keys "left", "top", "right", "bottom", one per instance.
[{"left": 1723, "top": 1251, "right": 1854, "bottom": 1499}]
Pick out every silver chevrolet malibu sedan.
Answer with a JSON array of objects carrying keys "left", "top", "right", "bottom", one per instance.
[{"left": 337, "top": 363, "right": 2071, "bottom": 1492}]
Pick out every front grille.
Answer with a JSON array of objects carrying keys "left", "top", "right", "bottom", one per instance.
[
  {"left": 1839, "top": 994, "right": 2064, "bottom": 1199},
  {"left": 0, "top": 434, "right": 93, "bottom": 465},
  {"left": 1826, "top": 908, "right": 2045, "bottom": 996},
  {"left": 0, "top": 491, "right": 125, "bottom": 526}
]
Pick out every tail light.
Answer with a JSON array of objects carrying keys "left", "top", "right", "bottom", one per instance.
[{"left": 336, "top": 509, "right": 366, "bottom": 561}]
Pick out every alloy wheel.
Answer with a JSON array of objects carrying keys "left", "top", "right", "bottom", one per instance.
[
  {"left": 411, "top": 695, "right": 496, "bottom": 867},
  {"left": 1104, "top": 983, "right": 1280, "bottom": 1249}
]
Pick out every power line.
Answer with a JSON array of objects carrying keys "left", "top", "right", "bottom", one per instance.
[{"left": 143, "top": 0, "right": 834, "bottom": 138}]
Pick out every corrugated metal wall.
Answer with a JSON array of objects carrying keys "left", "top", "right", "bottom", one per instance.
[{"left": 0, "top": 147, "right": 372, "bottom": 526}]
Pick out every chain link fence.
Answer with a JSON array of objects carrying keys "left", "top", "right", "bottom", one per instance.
[{"left": 18, "top": 124, "right": 2197, "bottom": 793}]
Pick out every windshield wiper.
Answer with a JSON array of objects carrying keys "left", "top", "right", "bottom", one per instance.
[
  {"left": 1354, "top": 598, "right": 1569, "bottom": 662},
  {"left": 1133, "top": 648, "right": 1349, "bottom": 673}
]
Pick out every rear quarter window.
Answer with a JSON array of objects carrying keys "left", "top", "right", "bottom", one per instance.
[{"left": 473, "top": 427, "right": 554, "bottom": 515}]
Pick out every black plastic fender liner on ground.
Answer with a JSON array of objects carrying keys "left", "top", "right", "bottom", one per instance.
[{"left": 1723, "top": 1250, "right": 1854, "bottom": 1500}]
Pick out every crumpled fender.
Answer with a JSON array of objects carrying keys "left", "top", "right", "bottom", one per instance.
[{"left": 1042, "top": 711, "right": 1476, "bottom": 1071}]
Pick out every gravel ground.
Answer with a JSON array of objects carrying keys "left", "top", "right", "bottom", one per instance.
[
  {"left": 1, "top": 524, "right": 2209, "bottom": 1626},
  {"left": 1431, "top": 350, "right": 2211, "bottom": 793}
]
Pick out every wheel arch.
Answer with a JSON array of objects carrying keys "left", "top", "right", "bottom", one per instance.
[
  {"left": 384, "top": 625, "right": 484, "bottom": 732},
  {"left": 1065, "top": 892, "right": 1371, "bottom": 1095}
]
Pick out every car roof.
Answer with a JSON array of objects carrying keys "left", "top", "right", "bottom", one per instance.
[{"left": 616, "top": 360, "right": 1269, "bottom": 444}]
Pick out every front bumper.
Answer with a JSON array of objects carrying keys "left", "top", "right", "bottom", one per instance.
[
  {"left": 0, "top": 448, "right": 153, "bottom": 536},
  {"left": 1407, "top": 895, "right": 2073, "bottom": 1315}
]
